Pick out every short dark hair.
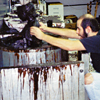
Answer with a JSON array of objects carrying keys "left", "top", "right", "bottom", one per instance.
[{"left": 81, "top": 18, "right": 100, "bottom": 32}]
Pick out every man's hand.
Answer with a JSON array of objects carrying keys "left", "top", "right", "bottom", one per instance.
[
  {"left": 39, "top": 22, "right": 48, "bottom": 32},
  {"left": 30, "top": 26, "right": 45, "bottom": 40}
]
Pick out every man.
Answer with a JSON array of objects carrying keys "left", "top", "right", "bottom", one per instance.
[{"left": 30, "top": 14, "right": 100, "bottom": 100}]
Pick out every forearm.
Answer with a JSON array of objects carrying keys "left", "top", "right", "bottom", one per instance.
[
  {"left": 42, "top": 34, "right": 85, "bottom": 51},
  {"left": 44, "top": 27, "right": 80, "bottom": 39}
]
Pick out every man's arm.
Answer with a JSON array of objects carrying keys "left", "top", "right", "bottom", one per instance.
[
  {"left": 30, "top": 26, "right": 86, "bottom": 51},
  {"left": 39, "top": 22, "right": 81, "bottom": 39},
  {"left": 42, "top": 34, "right": 85, "bottom": 51}
]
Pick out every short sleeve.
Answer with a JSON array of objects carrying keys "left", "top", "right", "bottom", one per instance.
[{"left": 80, "top": 35, "right": 100, "bottom": 53}]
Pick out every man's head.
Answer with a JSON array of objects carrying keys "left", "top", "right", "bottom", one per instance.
[{"left": 77, "top": 14, "right": 100, "bottom": 38}]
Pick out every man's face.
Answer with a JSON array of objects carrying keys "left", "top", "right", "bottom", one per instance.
[{"left": 76, "top": 19, "right": 87, "bottom": 38}]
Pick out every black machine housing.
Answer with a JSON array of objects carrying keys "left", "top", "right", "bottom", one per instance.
[{"left": 0, "top": 2, "right": 42, "bottom": 50}]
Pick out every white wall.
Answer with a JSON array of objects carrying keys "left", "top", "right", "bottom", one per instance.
[
  {"left": 46, "top": 0, "right": 100, "bottom": 18},
  {"left": 64, "top": 5, "right": 100, "bottom": 18}
]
